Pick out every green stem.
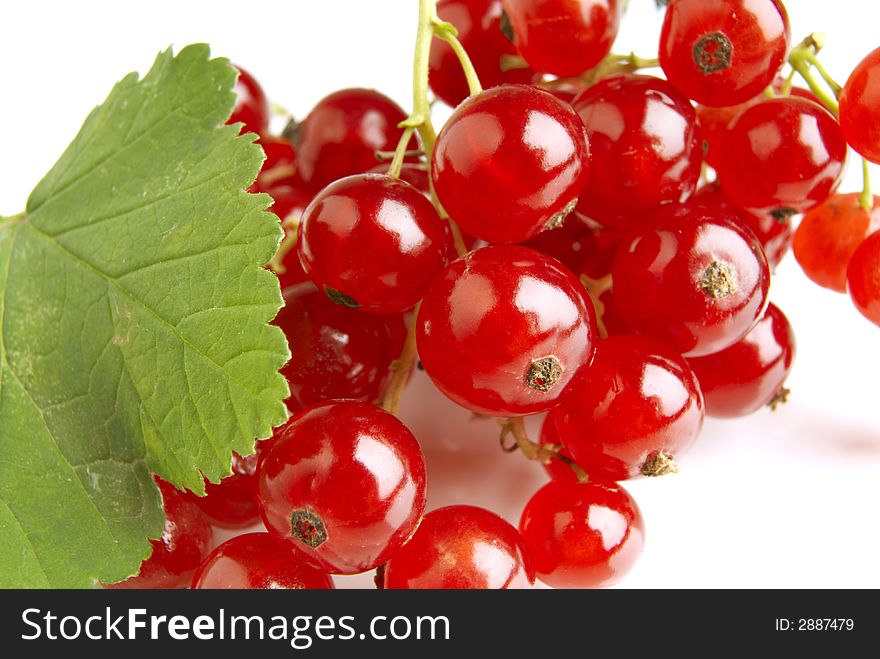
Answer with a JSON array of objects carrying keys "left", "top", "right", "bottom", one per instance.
[
  {"left": 780, "top": 68, "right": 797, "bottom": 95},
  {"left": 401, "top": 0, "right": 435, "bottom": 134},
  {"left": 387, "top": 126, "right": 415, "bottom": 179},
  {"left": 805, "top": 52, "right": 842, "bottom": 96},
  {"left": 433, "top": 21, "right": 483, "bottom": 95},
  {"left": 789, "top": 34, "right": 839, "bottom": 115},
  {"left": 861, "top": 159, "right": 873, "bottom": 212}
]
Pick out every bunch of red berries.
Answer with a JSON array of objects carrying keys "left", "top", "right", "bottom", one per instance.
[{"left": 110, "top": 0, "right": 880, "bottom": 590}]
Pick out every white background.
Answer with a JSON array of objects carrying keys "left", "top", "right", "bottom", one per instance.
[{"left": 1, "top": 1, "right": 878, "bottom": 588}]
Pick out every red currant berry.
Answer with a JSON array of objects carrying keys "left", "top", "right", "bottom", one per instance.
[
  {"left": 688, "top": 303, "right": 795, "bottom": 417},
  {"left": 519, "top": 480, "right": 644, "bottom": 588},
  {"left": 185, "top": 434, "right": 278, "bottom": 529},
  {"left": 429, "top": 0, "right": 537, "bottom": 108},
  {"left": 383, "top": 505, "right": 535, "bottom": 589},
  {"left": 611, "top": 206, "right": 770, "bottom": 357},
  {"left": 294, "top": 88, "right": 412, "bottom": 191},
  {"left": 297, "top": 174, "right": 449, "bottom": 314},
  {"left": 192, "top": 533, "right": 334, "bottom": 590},
  {"left": 417, "top": 245, "right": 597, "bottom": 416},
  {"left": 554, "top": 335, "right": 704, "bottom": 480},
  {"left": 839, "top": 47, "right": 880, "bottom": 164},
  {"left": 691, "top": 182, "right": 793, "bottom": 270},
  {"left": 107, "top": 479, "right": 213, "bottom": 589},
  {"left": 538, "top": 410, "right": 578, "bottom": 483},
  {"left": 431, "top": 85, "right": 590, "bottom": 244},
  {"left": 846, "top": 231, "right": 880, "bottom": 327},
  {"left": 572, "top": 75, "right": 702, "bottom": 229},
  {"left": 716, "top": 97, "right": 847, "bottom": 216},
  {"left": 273, "top": 282, "right": 407, "bottom": 409},
  {"left": 659, "top": 0, "right": 790, "bottom": 107},
  {"left": 258, "top": 401, "right": 427, "bottom": 574},
  {"left": 501, "top": 0, "right": 622, "bottom": 77},
  {"left": 793, "top": 193, "right": 880, "bottom": 293},
  {"left": 229, "top": 66, "right": 270, "bottom": 136}
]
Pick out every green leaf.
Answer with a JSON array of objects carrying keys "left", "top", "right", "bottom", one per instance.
[{"left": 0, "top": 44, "right": 290, "bottom": 587}]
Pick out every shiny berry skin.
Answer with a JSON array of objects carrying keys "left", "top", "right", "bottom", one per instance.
[
  {"left": 691, "top": 183, "right": 792, "bottom": 270},
  {"left": 431, "top": 85, "right": 590, "bottom": 244},
  {"left": 659, "top": 0, "right": 790, "bottom": 107},
  {"left": 716, "top": 97, "right": 847, "bottom": 216},
  {"left": 501, "top": 0, "right": 621, "bottom": 77},
  {"left": 793, "top": 193, "right": 880, "bottom": 293},
  {"left": 688, "top": 303, "right": 795, "bottom": 418},
  {"left": 572, "top": 75, "right": 702, "bottom": 229},
  {"left": 846, "top": 231, "right": 880, "bottom": 327},
  {"left": 612, "top": 206, "right": 770, "bottom": 357},
  {"left": 383, "top": 506, "right": 535, "bottom": 589},
  {"left": 192, "top": 533, "right": 334, "bottom": 590},
  {"left": 554, "top": 335, "right": 704, "bottom": 480},
  {"left": 839, "top": 48, "right": 880, "bottom": 164},
  {"left": 429, "top": 0, "right": 536, "bottom": 108},
  {"left": 367, "top": 163, "right": 431, "bottom": 197},
  {"left": 258, "top": 401, "right": 427, "bottom": 575},
  {"left": 297, "top": 174, "right": 449, "bottom": 314},
  {"left": 229, "top": 66, "right": 270, "bottom": 135},
  {"left": 273, "top": 282, "right": 407, "bottom": 409},
  {"left": 107, "top": 479, "right": 214, "bottom": 589},
  {"left": 519, "top": 480, "right": 644, "bottom": 588},
  {"left": 187, "top": 440, "right": 274, "bottom": 529},
  {"left": 417, "top": 245, "right": 598, "bottom": 416},
  {"left": 294, "top": 88, "right": 411, "bottom": 191},
  {"left": 265, "top": 185, "right": 314, "bottom": 291}
]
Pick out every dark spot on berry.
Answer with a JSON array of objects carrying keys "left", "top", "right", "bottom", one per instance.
[
  {"left": 290, "top": 509, "right": 328, "bottom": 548},
  {"left": 545, "top": 198, "right": 578, "bottom": 231},
  {"left": 770, "top": 207, "right": 797, "bottom": 222},
  {"left": 526, "top": 356, "right": 563, "bottom": 392},
  {"left": 641, "top": 450, "right": 679, "bottom": 477},
  {"left": 499, "top": 9, "right": 514, "bottom": 43},
  {"left": 693, "top": 32, "right": 733, "bottom": 74},
  {"left": 699, "top": 260, "right": 738, "bottom": 299},
  {"left": 324, "top": 286, "right": 360, "bottom": 309}
]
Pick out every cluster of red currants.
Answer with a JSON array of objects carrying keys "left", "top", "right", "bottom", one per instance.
[{"left": 109, "top": 0, "right": 880, "bottom": 590}]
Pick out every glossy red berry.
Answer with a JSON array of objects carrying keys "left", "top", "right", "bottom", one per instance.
[
  {"left": 839, "top": 47, "right": 880, "bottom": 164},
  {"left": 187, "top": 440, "right": 274, "bottom": 529},
  {"left": 519, "top": 480, "right": 644, "bottom": 588},
  {"left": 192, "top": 533, "right": 334, "bottom": 590},
  {"left": 273, "top": 282, "right": 407, "bottom": 409},
  {"left": 793, "top": 193, "right": 880, "bottom": 293},
  {"left": 265, "top": 185, "right": 314, "bottom": 291},
  {"left": 554, "top": 335, "right": 704, "bottom": 480},
  {"left": 297, "top": 174, "right": 449, "bottom": 314},
  {"left": 107, "top": 479, "right": 213, "bottom": 589},
  {"left": 501, "top": 0, "right": 622, "bottom": 77},
  {"left": 716, "top": 97, "right": 847, "bottom": 216},
  {"left": 417, "top": 245, "right": 598, "bottom": 416},
  {"left": 383, "top": 505, "right": 535, "bottom": 589},
  {"left": 691, "top": 182, "right": 792, "bottom": 270},
  {"left": 229, "top": 65, "right": 270, "bottom": 136},
  {"left": 429, "top": 0, "right": 536, "bottom": 108},
  {"left": 294, "top": 88, "right": 412, "bottom": 191},
  {"left": 659, "top": 0, "right": 790, "bottom": 107},
  {"left": 367, "top": 163, "right": 431, "bottom": 197},
  {"left": 431, "top": 85, "right": 590, "bottom": 244},
  {"left": 258, "top": 401, "right": 427, "bottom": 574},
  {"left": 572, "top": 75, "right": 702, "bottom": 229},
  {"left": 611, "top": 206, "right": 770, "bottom": 357},
  {"left": 846, "top": 231, "right": 880, "bottom": 327},
  {"left": 688, "top": 303, "right": 795, "bottom": 417}
]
